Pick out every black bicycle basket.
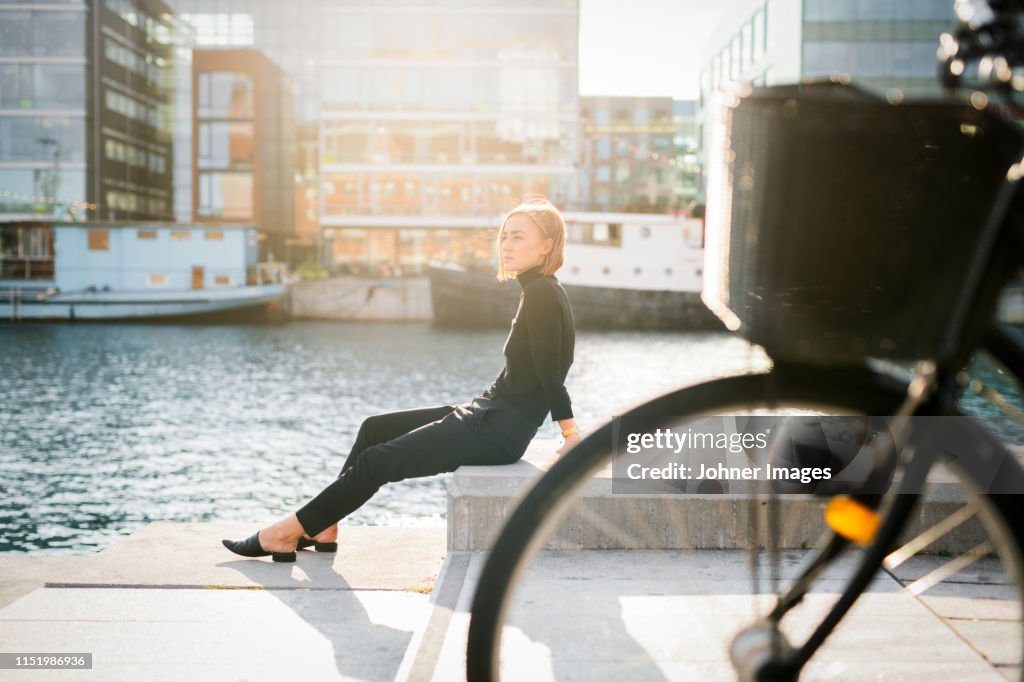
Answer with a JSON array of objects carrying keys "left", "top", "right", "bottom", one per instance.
[{"left": 702, "top": 81, "right": 1024, "bottom": 365}]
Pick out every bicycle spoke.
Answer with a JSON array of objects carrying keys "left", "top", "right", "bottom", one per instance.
[
  {"left": 903, "top": 541, "right": 994, "bottom": 597},
  {"left": 884, "top": 503, "right": 981, "bottom": 570}
]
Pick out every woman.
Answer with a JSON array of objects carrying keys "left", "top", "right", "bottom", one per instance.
[{"left": 223, "top": 197, "right": 581, "bottom": 562}]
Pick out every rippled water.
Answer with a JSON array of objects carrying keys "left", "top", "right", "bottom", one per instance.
[
  {"left": 0, "top": 321, "right": 772, "bottom": 554},
  {"left": 3, "top": 321, "right": 1021, "bottom": 555}
]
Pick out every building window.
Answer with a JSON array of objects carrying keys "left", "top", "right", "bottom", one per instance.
[
  {"left": 204, "top": 231, "right": 224, "bottom": 240},
  {"left": 198, "top": 121, "right": 254, "bottom": 169},
  {"left": 213, "top": 274, "right": 231, "bottom": 285},
  {"left": 137, "top": 230, "right": 157, "bottom": 239},
  {"left": 762, "top": 2, "right": 769, "bottom": 52},
  {"left": 171, "top": 231, "right": 190, "bottom": 240},
  {"left": 88, "top": 230, "right": 109, "bottom": 251},
  {"left": 198, "top": 171, "right": 254, "bottom": 219},
  {"left": 197, "top": 72, "right": 254, "bottom": 119},
  {"left": 753, "top": 8, "right": 766, "bottom": 60},
  {"left": 731, "top": 34, "right": 742, "bottom": 79},
  {"left": 147, "top": 274, "right": 167, "bottom": 286},
  {"left": 616, "top": 162, "right": 630, "bottom": 185},
  {"left": 742, "top": 21, "right": 753, "bottom": 68}
]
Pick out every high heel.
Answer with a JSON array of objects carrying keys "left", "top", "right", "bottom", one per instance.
[
  {"left": 222, "top": 530, "right": 297, "bottom": 562},
  {"left": 296, "top": 536, "right": 338, "bottom": 552}
]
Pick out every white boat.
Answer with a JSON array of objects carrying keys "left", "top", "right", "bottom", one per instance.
[{"left": 428, "top": 211, "right": 721, "bottom": 331}]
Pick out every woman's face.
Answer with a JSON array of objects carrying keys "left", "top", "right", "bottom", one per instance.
[{"left": 501, "top": 213, "right": 553, "bottom": 273}]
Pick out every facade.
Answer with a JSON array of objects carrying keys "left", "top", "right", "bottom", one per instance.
[
  {"left": 672, "top": 99, "right": 700, "bottom": 208},
  {"left": 0, "top": 1, "right": 90, "bottom": 225},
  {"left": 0, "top": 0, "right": 176, "bottom": 286},
  {"left": 192, "top": 49, "right": 296, "bottom": 261},
  {"left": 93, "top": 0, "right": 176, "bottom": 223},
  {"left": 578, "top": 96, "right": 678, "bottom": 214},
  {"left": 318, "top": 0, "right": 580, "bottom": 274},
  {"left": 167, "top": 0, "right": 323, "bottom": 264},
  {"left": 696, "top": 0, "right": 958, "bottom": 196}
]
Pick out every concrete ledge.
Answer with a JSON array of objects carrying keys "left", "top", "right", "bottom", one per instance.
[{"left": 447, "top": 440, "right": 1018, "bottom": 552}]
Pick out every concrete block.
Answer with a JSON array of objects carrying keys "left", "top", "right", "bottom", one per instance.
[{"left": 448, "top": 442, "right": 1000, "bottom": 552}]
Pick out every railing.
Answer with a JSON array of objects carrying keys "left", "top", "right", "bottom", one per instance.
[{"left": 248, "top": 262, "right": 290, "bottom": 285}]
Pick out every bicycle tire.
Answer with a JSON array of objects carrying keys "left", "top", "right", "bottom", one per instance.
[{"left": 466, "top": 366, "right": 1024, "bottom": 680}]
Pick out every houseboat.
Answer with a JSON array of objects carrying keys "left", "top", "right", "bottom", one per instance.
[{"left": 0, "top": 222, "right": 287, "bottom": 322}]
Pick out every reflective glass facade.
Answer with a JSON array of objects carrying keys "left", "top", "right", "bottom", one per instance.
[
  {"left": 168, "top": 0, "right": 322, "bottom": 258},
  {"left": 698, "top": 0, "right": 960, "bottom": 199},
  {"left": 319, "top": 1, "right": 579, "bottom": 271},
  {"left": 192, "top": 49, "right": 296, "bottom": 252},
  {"left": 165, "top": 0, "right": 580, "bottom": 271},
  {"left": 801, "top": 0, "right": 956, "bottom": 97},
  {"left": 0, "top": 2, "right": 87, "bottom": 221},
  {"left": 167, "top": 0, "right": 322, "bottom": 123},
  {"left": 579, "top": 96, "right": 677, "bottom": 213}
]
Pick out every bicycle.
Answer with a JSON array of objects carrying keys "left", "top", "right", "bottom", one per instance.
[{"left": 467, "top": 1, "right": 1024, "bottom": 679}]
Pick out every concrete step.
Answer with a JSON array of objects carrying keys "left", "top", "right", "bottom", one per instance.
[{"left": 447, "top": 440, "right": 1021, "bottom": 552}]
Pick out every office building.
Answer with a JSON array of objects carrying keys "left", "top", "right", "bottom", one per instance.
[
  {"left": 0, "top": 0, "right": 175, "bottom": 282},
  {"left": 192, "top": 49, "right": 296, "bottom": 261},
  {"left": 696, "top": 0, "right": 958, "bottom": 196},
  {"left": 318, "top": 0, "right": 580, "bottom": 274},
  {"left": 578, "top": 96, "right": 678, "bottom": 214}
]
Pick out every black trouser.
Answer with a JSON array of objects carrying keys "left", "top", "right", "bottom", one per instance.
[{"left": 294, "top": 397, "right": 537, "bottom": 537}]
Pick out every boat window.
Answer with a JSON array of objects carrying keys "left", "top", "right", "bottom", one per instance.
[{"left": 88, "top": 230, "right": 109, "bottom": 251}]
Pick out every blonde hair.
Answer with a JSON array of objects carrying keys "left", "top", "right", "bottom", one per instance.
[{"left": 495, "top": 196, "right": 567, "bottom": 281}]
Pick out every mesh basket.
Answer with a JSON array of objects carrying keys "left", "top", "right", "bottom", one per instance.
[{"left": 702, "top": 82, "right": 1024, "bottom": 365}]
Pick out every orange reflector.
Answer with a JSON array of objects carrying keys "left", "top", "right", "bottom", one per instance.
[{"left": 825, "top": 496, "right": 881, "bottom": 544}]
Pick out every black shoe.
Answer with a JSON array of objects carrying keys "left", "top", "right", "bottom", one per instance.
[
  {"left": 296, "top": 536, "right": 338, "bottom": 552},
  {"left": 222, "top": 530, "right": 297, "bottom": 562}
]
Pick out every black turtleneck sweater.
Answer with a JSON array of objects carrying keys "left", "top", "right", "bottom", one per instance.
[{"left": 482, "top": 263, "right": 576, "bottom": 425}]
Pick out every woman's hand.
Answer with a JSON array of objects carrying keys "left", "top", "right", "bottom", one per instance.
[{"left": 556, "top": 431, "right": 582, "bottom": 456}]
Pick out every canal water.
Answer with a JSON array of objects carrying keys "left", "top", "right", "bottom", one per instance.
[{"left": 1, "top": 321, "right": 1021, "bottom": 554}]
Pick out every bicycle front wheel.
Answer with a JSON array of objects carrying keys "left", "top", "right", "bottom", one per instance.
[{"left": 467, "top": 366, "right": 1024, "bottom": 681}]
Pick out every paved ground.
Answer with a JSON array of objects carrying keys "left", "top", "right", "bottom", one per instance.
[
  {"left": 418, "top": 550, "right": 1020, "bottom": 682},
  {"left": 0, "top": 523, "right": 1018, "bottom": 681},
  {"left": 0, "top": 524, "right": 447, "bottom": 682}
]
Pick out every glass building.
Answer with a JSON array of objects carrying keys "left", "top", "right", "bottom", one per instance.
[
  {"left": 192, "top": 49, "right": 296, "bottom": 261},
  {"left": 167, "top": 0, "right": 323, "bottom": 264},
  {"left": 673, "top": 99, "right": 700, "bottom": 207},
  {"left": 166, "top": 0, "right": 580, "bottom": 272},
  {"left": 0, "top": 0, "right": 175, "bottom": 282},
  {"left": 578, "top": 96, "right": 678, "bottom": 214},
  {"left": 0, "top": 1, "right": 89, "bottom": 224},
  {"left": 696, "top": 0, "right": 958, "bottom": 197},
  {"left": 318, "top": 0, "right": 580, "bottom": 274}
]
